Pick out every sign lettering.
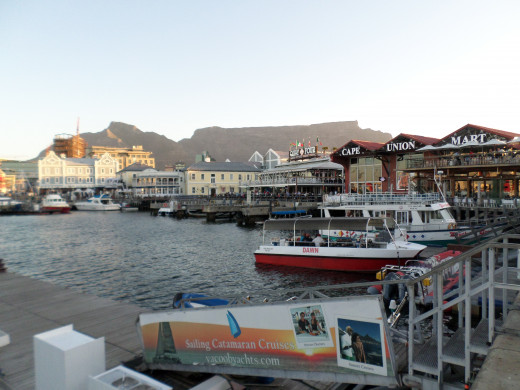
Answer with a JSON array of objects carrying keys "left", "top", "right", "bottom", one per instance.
[
  {"left": 385, "top": 140, "right": 416, "bottom": 152},
  {"left": 340, "top": 146, "right": 361, "bottom": 156},
  {"left": 451, "top": 134, "right": 486, "bottom": 145}
]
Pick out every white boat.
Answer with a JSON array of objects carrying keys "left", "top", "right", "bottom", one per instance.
[
  {"left": 0, "top": 196, "right": 24, "bottom": 212},
  {"left": 254, "top": 217, "right": 426, "bottom": 272},
  {"left": 41, "top": 194, "right": 71, "bottom": 214},
  {"left": 320, "top": 192, "right": 478, "bottom": 246},
  {"left": 74, "top": 194, "right": 120, "bottom": 211}
]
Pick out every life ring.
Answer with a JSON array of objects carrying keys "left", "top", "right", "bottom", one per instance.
[
  {"left": 163, "top": 203, "right": 168, "bottom": 207},
  {"left": 448, "top": 223, "right": 456, "bottom": 230}
]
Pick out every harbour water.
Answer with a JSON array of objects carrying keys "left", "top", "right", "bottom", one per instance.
[{"left": 0, "top": 212, "right": 372, "bottom": 310}]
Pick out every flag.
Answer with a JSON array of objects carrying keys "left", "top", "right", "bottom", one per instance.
[
  {"left": 317, "top": 137, "right": 322, "bottom": 146},
  {"left": 298, "top": 141, "right": 303, "bottom": 147},
  {"left": 308, "top": 139, "right": 311, "bottom": 146}
]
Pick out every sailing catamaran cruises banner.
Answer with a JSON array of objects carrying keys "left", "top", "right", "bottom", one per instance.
[{"left": 139, "top": 296, "right": 395, "bottom": 377}]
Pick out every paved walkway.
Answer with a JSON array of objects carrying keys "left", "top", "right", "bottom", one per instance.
[
  {"left": 472, "top": 293, "right": 520, "bottom": 389},
  {"left": 0, "top": 272, "right": 143, "bottom": 390}
]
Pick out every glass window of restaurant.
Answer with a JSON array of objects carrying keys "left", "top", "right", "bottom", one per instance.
[{"left": 349, "top": 157, "right": 382, "bottom": 193}]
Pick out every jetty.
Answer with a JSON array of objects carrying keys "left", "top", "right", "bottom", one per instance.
[{"left": 2, "top": 234, "right": 520, "bottom": 389}]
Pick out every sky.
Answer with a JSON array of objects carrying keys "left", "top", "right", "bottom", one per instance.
[{"left": 1, "top": 1, "right": 520, "bottom": 160}]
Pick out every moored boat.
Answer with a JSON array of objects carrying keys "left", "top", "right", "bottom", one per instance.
[
  {"left": 254, "top": 217, "right": 426, "bottom": 272},
  {"left": 74, "top": 194, "right": 120, "bottom": 211},
  {"left": 320, "top": 192, "right": 494, "bottom": 246},
  {"left": 41, "top": 194, "right": 71, "bottom": 214}
]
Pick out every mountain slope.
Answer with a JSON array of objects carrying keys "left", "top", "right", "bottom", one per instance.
[{"left": 78, "top": 121, "right": 392, "bottom": 169}]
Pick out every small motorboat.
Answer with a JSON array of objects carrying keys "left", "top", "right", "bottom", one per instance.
[
  {"left": 368, "top": 250, "right": 462, "bottom": 325},
  {"left": 41, "top": 194, "right": 71, "bottom": 214},
  {"left": 254, "top": 217, "right": 427, "bottom": 272},
  {"left": 74, "top": 194, "right": 120, "bottom": 211}
]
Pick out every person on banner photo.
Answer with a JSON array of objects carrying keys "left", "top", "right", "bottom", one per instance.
[
  {"left": 352, "top": 333, "right": 367, "bottom": 363},
  {"left": 297, "top": 312, "right": 311, "bottom": 334},
  {"left": 340, "top": 325, "right": 355, "bottom": 360},
  {"left": 309, "top": 312, "right": 325, "bottom": 335}
]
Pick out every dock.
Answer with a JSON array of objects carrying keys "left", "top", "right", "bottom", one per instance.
[
  {"left": 0, "top": 272, "right": 143, "bottom": 390},
  {"left": 2, "top": 237, "right": 520, "bottom": 389}
]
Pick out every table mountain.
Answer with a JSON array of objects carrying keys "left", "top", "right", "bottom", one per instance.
[{"left": 80, "top": 121, "right": 392, "bottom": 169}]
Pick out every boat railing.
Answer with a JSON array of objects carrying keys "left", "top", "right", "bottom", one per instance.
[{"left": 323, "top": 192, "right": 442, "bottom": 206}]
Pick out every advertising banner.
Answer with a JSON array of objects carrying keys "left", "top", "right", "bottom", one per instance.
[{"left": 139, "top": 296, "right": 395, "bottom": 378}]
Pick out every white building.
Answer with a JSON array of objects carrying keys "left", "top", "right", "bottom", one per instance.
[
  {"left": 133, "top": 169, "right": 185, "bottom": 197},
  {"left": 38, "top": 151, "right": 118, "bottom": 192},
  {"left": 248, "top": 149, "right": 288, "bottom": 169}
]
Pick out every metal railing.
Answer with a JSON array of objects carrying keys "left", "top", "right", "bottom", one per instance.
[
  {"left": 402, "top": 234, "right": 520, "bottom": 387},
  {"left": 323, "top": 192, "right": 442, "bottom": 206}
]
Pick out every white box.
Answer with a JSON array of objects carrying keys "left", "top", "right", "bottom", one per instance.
[
  {"left": 34, "top": 324, "right": 105, "bottom": 390},
  {"left": 88, "top": 365, "right": 172, "bottom": 390}
]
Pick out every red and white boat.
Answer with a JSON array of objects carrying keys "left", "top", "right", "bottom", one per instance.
[
  {"left": 41, "top": 194, "right": 71, "bottom": 214},
  {"left": 254, "top": 217, "right": 426, "bottom": 272}
]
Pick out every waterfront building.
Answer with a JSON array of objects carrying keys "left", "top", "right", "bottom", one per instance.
[
  {"left": 248, "top": 149, "right": 288, "bottom": 169},
  {"left": 53, "top": 132, "right": 87, "bottom": 158},
  {"left": 132, "top": 169, "right": 185, "bottom": 197},
  {"left": 332, "top": 135, "right": 438, "bottom": 193},
  {"left": 38, "top": 151, "right": 118, "bottom": 193},
  {"left": 331, "top": 124, "right": 520, "bottom": 203},
  {"left": 243, "top": 156, "right": 344, "bottom": 198},
  {"left": 186, "top": 161, "right": 260, "bottom": 196},
  {"left": 0, "top": 160, "right": 39, "bottom": 195},
  {"left": 117, "top": 163, "right": 154, "bottom": 189},
  {"left": 86, "top": 145, "right": 155, "bottom": 170}
]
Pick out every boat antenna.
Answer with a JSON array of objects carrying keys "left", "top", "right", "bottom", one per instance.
[{"left": 433, "top": 167, "right": 448, "bottom": 203}]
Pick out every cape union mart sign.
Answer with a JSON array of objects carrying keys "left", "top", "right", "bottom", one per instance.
[{"left": 289, "top": 146, "right": 316, "bottom": 158}]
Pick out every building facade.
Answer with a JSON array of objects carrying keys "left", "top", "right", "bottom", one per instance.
[
  {"left": 132, "top": 169, "right": 185, "bottom": 197},
  {"left": 53, "top": 133, "right": 88, "bottom": 158},
  {"left": 87, "top": 145, "right": 155, "bottom": 170},
  {"left": 331, "top": 124, "right": 520, "bottom": 204},
  {"left": 186, "top": 162, "right": 260, "bottom": 196},
  {"left": 38, "top": 151, "right": 118, "bottom": 192}
]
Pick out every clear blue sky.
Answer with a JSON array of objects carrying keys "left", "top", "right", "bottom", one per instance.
[{"left": 1, "top": 1, "right": 519, "bottom": 160}]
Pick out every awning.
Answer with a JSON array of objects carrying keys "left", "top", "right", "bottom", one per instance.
[{"left": 262, "top": 217, "right": 395, "bottom": 232}]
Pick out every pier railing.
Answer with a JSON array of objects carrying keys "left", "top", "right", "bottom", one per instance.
[
  {"left": 401, "top": 234, "right": 520, "bottom": 388},
  {"left": 323, "top": 192, "right": 442, "bottom": 206}
]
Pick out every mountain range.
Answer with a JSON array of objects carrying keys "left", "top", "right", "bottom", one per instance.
[{"left": 77, "top": 121, "right": 392, "bottom": 169}]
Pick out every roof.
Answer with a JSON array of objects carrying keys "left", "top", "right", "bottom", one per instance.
[
  {"left": 118, "top": 163, "right": 155, "bottom": 173},
  {"left": 441, "top": 124, "right": 520, "bottom": 142},
  {"left": 398, "top": 134, "right": 440, "bottom": 145},
  {"left": 333, "top": 140, "right": 385, "bottom": 154},
  {"left": 262, "top": 217, "right": 395, "bottom": 231},
  {"left": 264, "top": 158, "right": 343, "bottom": 173},
  {"left": 187, "top": 161, "right": 261, "bottom": 172}
]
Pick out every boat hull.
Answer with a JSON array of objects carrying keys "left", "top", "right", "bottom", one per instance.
[
  {"left": 41, "top": 206, "right": 71, "bottom": 214},
  {"left": 75, "top": 204, "right": 120, "bottom": 211},
  {"left": 254, "top": 245, "right": 424, "bottom": 272}
]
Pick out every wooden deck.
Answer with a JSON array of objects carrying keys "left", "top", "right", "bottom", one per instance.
[{"left": 0, "top": 272, "right": 143, "bottom": 390}]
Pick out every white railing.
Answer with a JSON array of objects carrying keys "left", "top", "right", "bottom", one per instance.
[{"left": 323, "top": 192, "right": 442, "bottom": 206}]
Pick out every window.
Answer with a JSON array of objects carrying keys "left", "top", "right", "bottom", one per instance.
[
  {"left": 67, "top": 168, "right": 74, "bottom": 174},
  {"left": 55, "top": 168, "right": 60, "bottom": 174},
  {"left": 247, "top": 174, "right": 250, "bottom": 180},
  {"left": 211, "top": 174, "right": 215, "bottom": 184},
  {"left": 201, "top": 187, "right": 205, "bottom": 194},
  {"left": 221, "top": 174, "right": 225, "bottom": 180},
  {"left": 110, "top": 168, "right": 113, "bottom": 174},
  {"left": 230, "top": 174, "right": 234, "bottom": 180},
  {"left": 78, "top": 168, "right": 82, "bottom": 174},
  {"left": 192, "top": 187, "right": 196, "bottom": 194},
  {"left": 191, "top": 173, "right": 195, "bottom": 180},
  {"left": 201, "top": 174, "right": 205, "bottom": 180},
  {"left": 101, "top": 168, "right": 105, "bottom": 174},
  {"left": 238, "top": 174, "right": 242, "bottom": 180}
]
